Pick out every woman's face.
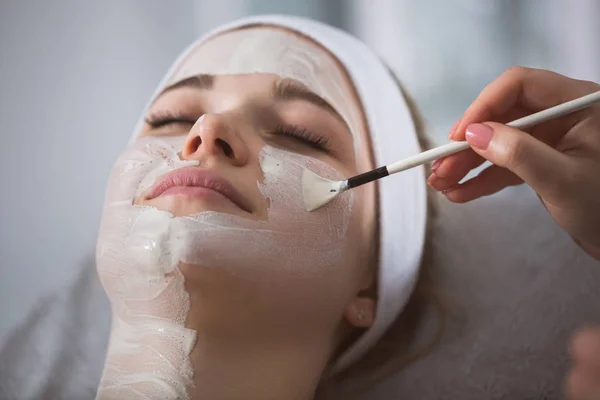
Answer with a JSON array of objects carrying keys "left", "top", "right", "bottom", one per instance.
[{"left": 98, "top": 26, "right": 377, "bottom": 371}]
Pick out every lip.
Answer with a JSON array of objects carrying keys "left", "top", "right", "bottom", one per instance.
[{"left": 145, "top": 167, "right": 252, "bottom": 213}]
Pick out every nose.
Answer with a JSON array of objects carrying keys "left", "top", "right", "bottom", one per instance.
[{"left": 181, "top": 114, "right": 248, "bottom": 166}]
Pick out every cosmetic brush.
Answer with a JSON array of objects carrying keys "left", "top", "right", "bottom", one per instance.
[{"left": 303, "top": 90, "right": 600, "bottom": 211}]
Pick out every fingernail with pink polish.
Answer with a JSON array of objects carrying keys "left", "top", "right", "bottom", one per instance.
[
  {"left": 465, "top": 123, "right": 494, "bottom": 149},
  {"left": 427, "top": 173, "right": 438, "bottom": 185},
  {"left": 442, "top": 186, "right": 458, "bottom": 195},
  {"left": 448, "top": 119, "right": 461, "bottom": 140}
]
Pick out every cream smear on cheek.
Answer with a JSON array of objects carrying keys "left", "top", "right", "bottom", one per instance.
[{"left": 96, "top": 136, "right": 353, "bottom": 399}]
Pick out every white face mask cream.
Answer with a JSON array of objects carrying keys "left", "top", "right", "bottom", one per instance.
[
  {"left": 96, "top": 134, "right": 354, "bottom": 398},
  {"left": 166, "top": 27, "right": 364, "bottom": 153}
]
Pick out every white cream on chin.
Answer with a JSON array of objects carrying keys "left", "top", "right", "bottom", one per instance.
[{"left": 96, "top": 137, "right": 353, "bottom": 399}]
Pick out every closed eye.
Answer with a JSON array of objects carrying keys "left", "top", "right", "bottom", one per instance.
[
  {"left": 273, "top": 124, "right": 330, "bottom": 151},
  {"left": 144, "top": 112, "right": 198, "bottom": 133},
  {"left": 145, "top": 112, "right": 330, "bottom": 152}
]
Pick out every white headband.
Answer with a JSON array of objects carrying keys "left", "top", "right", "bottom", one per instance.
[{"left": 130, "top": 15, "right": 427, "bottom": 373}]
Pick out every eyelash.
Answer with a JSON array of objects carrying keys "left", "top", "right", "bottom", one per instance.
[
  {"left": 273, "top": 124, "right": 329, "bottom": 151},
  {"left": 145, "top": 111, "right": 195, "bottom": 129},
  {"left": 144, "top": 112, "right": 330, "bottom": 151}
]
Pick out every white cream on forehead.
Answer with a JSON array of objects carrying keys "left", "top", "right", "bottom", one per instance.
[
  {"left": 96, "top": 137, "right": 354, "bottom": 399},
  {"left": 167, "top": 27, "right": 363, "bottom": 151}
]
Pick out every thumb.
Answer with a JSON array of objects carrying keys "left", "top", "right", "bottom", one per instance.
[{"left": 465, "top": 122, "right": 570, "bottom": 201}]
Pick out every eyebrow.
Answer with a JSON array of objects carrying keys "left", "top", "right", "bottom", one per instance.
[
  {"left": 155, "top": 74, "right": 214, "bottom": 98},
  {"left": 273, "top": 80, "right": 347, "bottom": 126},
  {"left": 154, "top": 74, "right": 348, "bottom": 129}
]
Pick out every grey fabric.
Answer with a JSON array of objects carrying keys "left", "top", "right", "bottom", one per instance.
[
  {"left": 0, "top": 261, "right": 110, "bottom": 400},
  {"left": 341, "top": 187, "right": 600, "bottom": 399}
]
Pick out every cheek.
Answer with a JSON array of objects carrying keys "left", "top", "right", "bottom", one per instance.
[
  {"left": 177, "top": 145, "right": 356, "bottom": 287},
  {"left": 346, "top": 118, "right": 378, "bottom": 280},
  {"left": 342, "top": 182, "right": 376, "bottom": 282},
  {"left": 246, "top": 146, "right": 372, "bottom": 332},
  {"left": 102, "top": 137, "right": 197, "bottom": 204}
]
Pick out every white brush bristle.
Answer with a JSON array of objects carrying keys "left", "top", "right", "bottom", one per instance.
[{"left": 302, "top": 169, "right": 345, "bottom": 211}]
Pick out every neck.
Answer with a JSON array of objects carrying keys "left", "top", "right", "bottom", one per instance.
[
  {"left": 96, "top": 256, "right": 335, "bottom": 400},
  {"left": 186, "top": 330, "right": 327, "bottom": 400},
  {"left": 97, "top": 314, "right": 330, "bottom": 400}
]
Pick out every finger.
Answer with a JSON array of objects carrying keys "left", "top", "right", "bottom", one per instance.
[
  {"left": 431, "top": 150, "right": 486, "bottom": 186},
  {"left": 465, "top": 122, "right": 573, "bottom": 203},
  {"left": 565, "top": 368, "right": 600, "bottom": 400},
  {"left": 427, "top": 173, "right": 456, "bottom": 192},
  {"left": 451, "top": 67, "right": 599, "bottom": 141},
  {"left": 442, "top": 165, "right": 522, "bottom": 203},
  {"left": 571, "top": 328, "right": 600, "bottom": 372}
]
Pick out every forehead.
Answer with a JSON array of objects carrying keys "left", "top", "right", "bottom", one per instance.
[
  {"left": 165, "top": 26, "right": 342, "bottom": 88},
  {"left": 162, "top": 26, "right": 364, "bottom": 147}
]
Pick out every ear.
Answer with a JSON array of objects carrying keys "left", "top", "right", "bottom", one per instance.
[
  {"left": 344, "top": 261, "right": 377, "bottom": 328},
  {"left": 344, "top": 295, "right": 376, "bottom": 328}
]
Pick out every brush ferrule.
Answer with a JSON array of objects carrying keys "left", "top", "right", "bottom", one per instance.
[{"left": 338, "top": 180, "right": 349, "bottom": 192}]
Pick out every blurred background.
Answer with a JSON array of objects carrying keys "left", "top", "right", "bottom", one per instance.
[{"left": 1, "top": 0, "right": 599, "bottom": 342}]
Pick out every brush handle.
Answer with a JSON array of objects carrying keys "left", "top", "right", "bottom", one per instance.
[{"left": 386, "top": 90, "right": 600, "bottom": 175}]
